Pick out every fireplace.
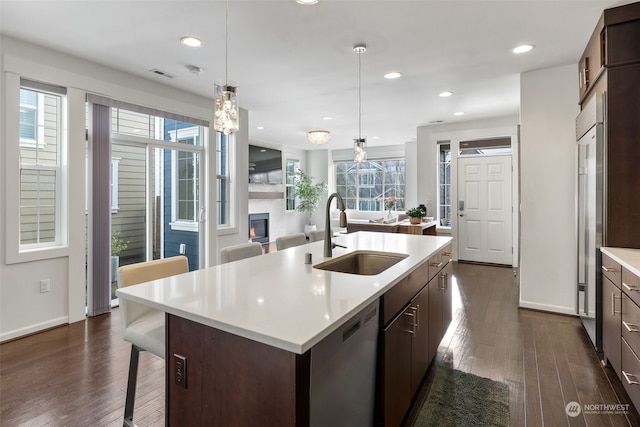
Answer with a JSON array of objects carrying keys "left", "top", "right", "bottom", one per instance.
[{"left": 249, "top": 213, "right": 269, "bottom": 243}]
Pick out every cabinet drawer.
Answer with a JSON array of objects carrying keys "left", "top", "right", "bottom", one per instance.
[
  {"left": 621, "top": 338, "right": 640, "bottom": 410},
  {"left": 602, "top": 252, "right": 622, "bottom": 288},
  {"left": 622, "top": 294, "right": 640, "bottom": 354},
  {"left": 382, "top": 261, "right": 428, "bottom": 326},
  {"left": 623, "top": 267, "right": 640, "bottom": 307}
]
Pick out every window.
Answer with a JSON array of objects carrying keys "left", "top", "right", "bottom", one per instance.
[
  {"left": 111, "top": 158, "right": 120, "bottom": 211},
  {"left": 335, "top": 159, "right": 405, "bottom": 211},
  {"left": 217, "top": 132, "right": 231, "bottom": 226},
  {"left": 19, "top": 84, "right": 66, "bottom": 248},
  {"left": 285, "top": 159, "right": 299, "bottom": 211},
  {"left": 438, "top": 142, "right": 451, "bottom": 227},
  {"left": 167, "top": 125, "right": 202, "bottom": 231}
]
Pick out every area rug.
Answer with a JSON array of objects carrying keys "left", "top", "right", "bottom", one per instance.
[{"left": 414, "top": 366, "right": 509, "bottom": 427}]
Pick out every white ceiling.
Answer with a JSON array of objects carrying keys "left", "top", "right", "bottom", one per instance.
[{"left": 0, "top": 0, "right": 629, "bottom": 150}]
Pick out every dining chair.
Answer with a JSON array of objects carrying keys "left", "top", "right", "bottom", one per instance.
[
  {"left": 220, "top": 241, "right": 264, "bottom": 264},
  {"left": 117, "top": 255, "right": 189, "bottom": 427},
  {"left": 275, "top": 233, "right": 307, "bottom": 250}
]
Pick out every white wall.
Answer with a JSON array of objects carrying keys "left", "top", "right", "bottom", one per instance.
[
  {"left": 519, "top": 64, "right": 579, "bottom": 314},
  {"left": 416, "top": 115, "right": 520, "bottom": 262},
  {"left": 0, "top": 36, "right": 219, "bottom": 341}
]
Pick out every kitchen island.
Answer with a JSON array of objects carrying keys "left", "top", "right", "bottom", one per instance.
[{"left": 117, "top": 231, "right": 452, "bottom": 426}]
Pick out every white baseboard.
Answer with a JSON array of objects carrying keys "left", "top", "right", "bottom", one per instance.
[
  {"left": 519, "top": 300, "right": 577, "bottom": 316},
  {"left": 0, "top": 316, "right": 69, "bottom": 343}
]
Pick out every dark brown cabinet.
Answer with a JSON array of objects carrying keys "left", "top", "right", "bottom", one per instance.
[
  {"left": 579, "top": 2, "right": 640, "bottom": 249},
  {"left": 604, "top": 274, "right": 622, "bottom": 377},
  {"left": 379, "top": 243, "right": 452, "bottom": 427}
]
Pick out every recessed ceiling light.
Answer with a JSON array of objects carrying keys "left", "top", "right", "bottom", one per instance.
[
  {"left": 180, "top": 36, "right": 201, "bottom": 47},
  {"left": 454, "top": 111, "right": 465, "bottom": 116},
  {"left": 439, "top": 91, "right": 453, "bottom": 97},
  {"left": 384, "top": 71, "right": 402, "bottom": 79},
  {"left": 512, "top": 44, "right": 534, "bottom": 54},
  {"left": 256, "top": 126, "right": 264, "bottom": 130},
  {"left": 322, "top": 116, "right": 333, "bottom": 120},
  {"left": 296, "top": 0, "right": 318, "bottom": 4}
]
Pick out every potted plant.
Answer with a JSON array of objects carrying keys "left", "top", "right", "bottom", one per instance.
[
  {"left": 111, "top": 230, "right": 129, "bottom": 280},
  {"left": 294, "top": 169, "right": 327, "bottom": 236},
  {"left": 406, "top": 207, "right": 424, "bottom": 224}
]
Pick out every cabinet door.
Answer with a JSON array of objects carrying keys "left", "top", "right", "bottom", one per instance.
[
  {"left": 383, "top": 309, "right": 413, "bottom": 427},
  {"left": 410, "top": 285, "right": 429, "bottom": 395},
  {"left": 428, "top": 277, "right": 443, "bottom": 362},
  {"left": 442, "top": 262, "right": 453, "bottom": 335},
  {"left": 603, "top": 275, "right": 622, "bottom": 378}
]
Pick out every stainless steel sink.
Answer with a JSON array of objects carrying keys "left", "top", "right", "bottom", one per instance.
[{"left": 313, "top": 250, "right": 408, "bottom": 275}]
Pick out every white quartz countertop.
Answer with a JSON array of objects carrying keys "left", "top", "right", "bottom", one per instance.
[
  {"left": 601, "top": 247, "right": 640, "bottom": 277},
  {"left": 116, "top": 231, "right": 452, "bottom": 354}
]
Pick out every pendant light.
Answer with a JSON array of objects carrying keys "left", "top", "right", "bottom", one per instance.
[
  {"left": 214, "top": 0, "right": 239, "bottom": 135},
  {"left": 353, "top": 44, "right": 367, "bottom": 163}
]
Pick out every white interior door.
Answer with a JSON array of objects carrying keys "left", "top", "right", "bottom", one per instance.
[{"left": 457, "top": 155, "right": 512, "bottom": 265}]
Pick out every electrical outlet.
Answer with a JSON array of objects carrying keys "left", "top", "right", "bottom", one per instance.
[
  {"left": 40, "top": 279, "right": 50, "bottom": 293},
  {"left": 179, "top": 243, "right": 186, "bottom": 255},
  {"left": 174, "top": 354, "right": 187, "bottom": 389}
]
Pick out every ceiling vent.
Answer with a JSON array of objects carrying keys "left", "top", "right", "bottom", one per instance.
[{"left": 149, "top": 69, "right": 176, "bottom": 78}]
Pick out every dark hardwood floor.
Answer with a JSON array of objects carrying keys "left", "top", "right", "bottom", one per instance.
[{"left": 1, "top": 262, "right": 638, "bottom": 426}]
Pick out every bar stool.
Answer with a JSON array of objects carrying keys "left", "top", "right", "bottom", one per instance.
[{"left": 117, "top": 256, "right": 189, "bottom": 427}]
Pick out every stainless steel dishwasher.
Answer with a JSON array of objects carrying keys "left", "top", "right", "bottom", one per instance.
[{"left": 309, "top": 299, "right": 379, "bottom": 427}]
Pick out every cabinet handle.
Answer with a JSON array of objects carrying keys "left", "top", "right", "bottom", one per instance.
[
  {"left": 443, "top": 252, "right": 452, "bottom": 257},
  {"left": 439, "top": 273, "right": 448, "bottom": 291},
  {"left": 415, "top": 304, "right": 420, "bottom": 330},
  {"left": 622, "top": 371, "right": 640, "bottom": 386},
  {"left": 602, "top": 266, "right": 617, "bottom": 273},
  {"left": 623, "top": 282, "right": 640, "bottom": 292},
  {"left": 404, "top": 310, "right": 416, "bottom": 335},
  {"left": 431, "top": 261, "right": 443, "bottom": 269},
  {"left": 623, "top": 321, "right": 640, "bottom": 333},
  {"left": 612, "top": 293, "right": 622, "bottom": 315}
]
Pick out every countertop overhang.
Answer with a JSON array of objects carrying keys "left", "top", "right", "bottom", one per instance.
[
  {"left": 601, "top": 247, "right": 640, "bottom": 277},
  {"left": 116, "top": 231, "right": 452, "bottom": 354}
]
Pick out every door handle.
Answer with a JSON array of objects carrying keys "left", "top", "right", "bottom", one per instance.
[{"left": 459, "top": 214, "right": 464, "bottom": 217}]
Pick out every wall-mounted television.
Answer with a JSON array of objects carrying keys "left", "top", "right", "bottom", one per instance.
[{"left": 249, "top": 144, "right": 283, "bottom": 184}]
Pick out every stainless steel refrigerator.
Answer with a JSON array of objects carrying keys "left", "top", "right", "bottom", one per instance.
[{"left": 576, "top": 94, "right": 605, "bottom": 352}]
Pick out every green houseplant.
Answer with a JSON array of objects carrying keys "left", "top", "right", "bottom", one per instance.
[
  {"left": 294, "top": 169, "right": 327, "bottom": 232},
  {"left": 406, "top": 207, "right": 424, "bottom": 224},
  {"left": 111, "top": 230, "right": 129, "bottom": 281}
]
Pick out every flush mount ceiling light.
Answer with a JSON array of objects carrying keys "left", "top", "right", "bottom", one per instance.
[
  {"left": 296, "top": 0, "right": 318, "bottom": 4},
  {"left": 214, "top": 0, "right": 239, "bottom": 135},
  {"left": 384, "top": 71, "right": 402, "bottom": 79},
  {"left": 512, "top": 44, "right": 535, "bottom": 54},
  {"left": 439, "top": 91, "right": 454, "bottom": 97},
  {"left": 454, "top": 111, "right": 465, "bottom": 116},
  {"left": 353, "top": 44, "right": 367, "bottom": 163},
  {"left": 322, "top": 116, "right": 333, "bottom": 120},
  {"left": 181, "top": 36, "right": 201, "bottom": 47},
  {"left": 307, "top": 130, "right": 332, "bottom": 145}
]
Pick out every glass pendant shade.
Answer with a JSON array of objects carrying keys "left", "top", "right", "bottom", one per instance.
[
  {"left": 214, "top": 84, "right": 239, "bottom": 135},
  {"left": 307, "top": 130, "right": 331, "bottom": 145},
  {"left": 354, "top": 137, "right": 367, "bottom": 163}
]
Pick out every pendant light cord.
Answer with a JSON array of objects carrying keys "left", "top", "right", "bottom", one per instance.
[
  {"left": 225, "top": 0, "right": 229, "bottom": 85},
  {"left": 358, "top": 50, "right": 362, "bottom": 139}
]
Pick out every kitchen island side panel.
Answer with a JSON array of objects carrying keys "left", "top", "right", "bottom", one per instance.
[{"left": 167, "top": 314, "right": 310, "bottom": 427}]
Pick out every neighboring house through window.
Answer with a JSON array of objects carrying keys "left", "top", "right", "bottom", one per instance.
[
  {"left": 18, "top": 83, "right": 66, "bottom": 248},
  {"left": 335, "top": 159, "right": 406, "bottom": 211}
]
